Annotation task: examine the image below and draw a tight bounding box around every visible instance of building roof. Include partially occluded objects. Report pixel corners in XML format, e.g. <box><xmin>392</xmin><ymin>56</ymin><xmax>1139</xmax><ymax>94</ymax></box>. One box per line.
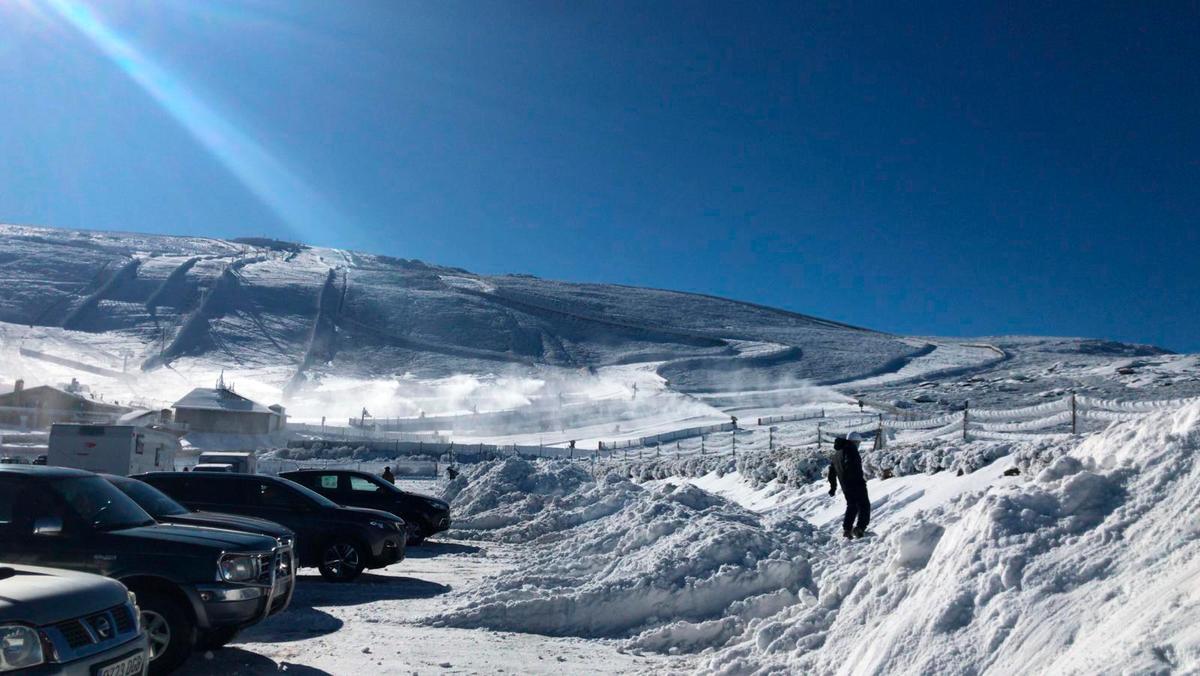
<box><xmin>0</xmin><ymin>384</ymin><xmax>128</xmax><ymax>412</ymax></box>
<box><xmin>173</xmin><ymin>388</ymin><xmax>275</xmax><ymax>415</ymax></box>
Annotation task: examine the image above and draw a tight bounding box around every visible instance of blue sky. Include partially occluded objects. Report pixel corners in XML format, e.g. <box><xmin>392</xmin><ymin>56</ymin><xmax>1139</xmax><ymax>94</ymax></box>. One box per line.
<box><xmin>1</xmin><ymin>1</ymin><xmax>1197</xmax><ymax>351</ymax></box>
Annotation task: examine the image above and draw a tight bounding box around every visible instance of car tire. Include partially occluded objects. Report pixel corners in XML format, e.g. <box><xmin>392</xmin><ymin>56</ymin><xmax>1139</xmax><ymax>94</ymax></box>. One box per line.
<box><xmin>138</xmin><ymin>590</ymin><xmax>195</xmax><ymax>676</ymax></box>
<box><xmin>318</xmin><ymin>540</ymin><xmax>366</xmax><ymax>581</ymax></box>
<box><xmin>197</xmin><ymin>626</ymin><xmax>240</xmax><ymax>650</ymax></box>
<box><xmin>406</xmin><ymin>524</ymin><xmax>426</xmax><ymax>546</ymax></box>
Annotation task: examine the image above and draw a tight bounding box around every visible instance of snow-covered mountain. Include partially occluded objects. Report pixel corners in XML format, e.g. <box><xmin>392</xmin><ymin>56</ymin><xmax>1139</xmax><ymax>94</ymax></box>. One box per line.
<box><xmin>0</xmin><ymin>223</ymin><xmax>1195</xmax><ymax>430</ymax></box>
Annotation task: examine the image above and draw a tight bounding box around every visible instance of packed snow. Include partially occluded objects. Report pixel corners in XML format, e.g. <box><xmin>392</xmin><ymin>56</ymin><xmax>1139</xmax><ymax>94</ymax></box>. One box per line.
<box><xmin>412</xmin><ymin>403</ymin><xmax>1200</xmax><ymax>675</ymax></box>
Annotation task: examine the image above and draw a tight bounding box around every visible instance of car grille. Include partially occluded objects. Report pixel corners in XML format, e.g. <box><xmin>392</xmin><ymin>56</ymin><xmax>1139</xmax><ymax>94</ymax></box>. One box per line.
<box><xmin>47</xmin><ymin>602</ymin><xmax>140</xmax><ymax>661</ymax></box>
<box><xmin>112</xmin><ymin>603</ymin><xmax>135</xmax><ymax>633</ymax></box>
<box><xmin>55</xmin><ymin>617</ymin><xmax>93</xmax><ymax>648</ymax></box>
<box><xmin>253</xmin><ymin>547</ymin><xmax>293</xmax><ymax>586</ymax></box>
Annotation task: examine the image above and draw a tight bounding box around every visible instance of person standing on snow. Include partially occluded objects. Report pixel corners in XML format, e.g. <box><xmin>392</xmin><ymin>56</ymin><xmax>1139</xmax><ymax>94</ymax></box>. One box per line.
<box><xmin>828</xmin><ymin>435</ymin><xmax>871</xmax><ymax>539</ymax></box>
<box><xmin>381</xmin><ymin>466</ymin><xmax>395</xmax><ymax>484</ymax></box>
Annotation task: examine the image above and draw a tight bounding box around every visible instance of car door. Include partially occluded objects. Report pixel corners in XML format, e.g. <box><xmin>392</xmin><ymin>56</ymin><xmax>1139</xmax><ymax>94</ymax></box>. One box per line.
<box><xmin>247</xmin><ymin>479</ymin><xmax>314</xmax><ymax>540</ymax></box>
<box><xmin>0</xmin><ymin>476</ymin><xmax>105</xmax><ymax>575</ymax></box>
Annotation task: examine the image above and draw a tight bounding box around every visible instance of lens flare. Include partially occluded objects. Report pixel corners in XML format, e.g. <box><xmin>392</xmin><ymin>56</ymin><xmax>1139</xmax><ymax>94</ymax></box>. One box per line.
<box><xmin>44</xmin><ymin>0</ymin><xmax>347</xmax><ymax>239</ymax></box>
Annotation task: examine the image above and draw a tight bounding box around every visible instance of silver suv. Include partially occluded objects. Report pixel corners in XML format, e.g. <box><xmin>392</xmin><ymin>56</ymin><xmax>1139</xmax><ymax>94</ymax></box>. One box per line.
<box><xmin>0</xmin><ymin>563</ymin><xmax>149</xmax><ymax>675</ymax></box>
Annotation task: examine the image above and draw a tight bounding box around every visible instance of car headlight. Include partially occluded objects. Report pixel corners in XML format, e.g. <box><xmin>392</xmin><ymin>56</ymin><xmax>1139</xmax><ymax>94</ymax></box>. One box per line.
<box><xmin>0</xmin><ymin>624</ymin><xmax>44</xmax><ymax>672</ymax></box>
<box><xmin>369</xmin><ymin>520</ymin><xmax>397</xmax><ymax>531</ymax></box>
<box><xmin>218</xmin><ymin>554</ymin><xmax>260</xmax><ymax>582</ymax></box>
<box><xmin>127</xmin><ymin>591</ymin><xmax>142</xmax><ymax>631</ymax></box>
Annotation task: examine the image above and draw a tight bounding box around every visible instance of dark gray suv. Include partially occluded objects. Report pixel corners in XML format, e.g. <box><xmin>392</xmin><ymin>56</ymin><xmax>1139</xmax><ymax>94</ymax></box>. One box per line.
<box><xmin>0</xmin><ymin>563</ymin><xmax>149</xmax><ymax>675</ymax></box>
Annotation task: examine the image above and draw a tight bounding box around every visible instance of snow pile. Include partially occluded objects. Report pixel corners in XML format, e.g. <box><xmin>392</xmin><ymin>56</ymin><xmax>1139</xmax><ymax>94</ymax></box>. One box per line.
<box><xmin>443</xmin><ymin>457</ymin><xmax>603</xmax><ymax>539</ymax></box>
<box><xmin>702</xmin><ymin>401</ymin><xmax>1200</xmax><ymax>674</ymax></box>
<box><xmin>431</xmin><ymin>458</ymin><xmax>819</xmax><ymax>653</ymax></box>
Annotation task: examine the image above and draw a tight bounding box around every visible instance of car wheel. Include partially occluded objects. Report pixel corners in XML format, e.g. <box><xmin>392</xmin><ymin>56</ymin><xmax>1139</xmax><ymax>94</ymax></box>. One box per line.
<box><xmin>197</xmin><ymin>626</ymin><xmax>240</xmax><ymax>650</ymax></box>
<box><xmin>319</xmin><ymin>540</ymin><xmax>366</xmax><ymax>581</ymax></box>
<box><xmin>406</xmin><ymin>524</ymin><xmax>426</xmax><ymax>546</ymax></box>
<box><xmin>138</xmin><ymin>590</ymin><xmax>195</xmax><ymax>676</ymax></box>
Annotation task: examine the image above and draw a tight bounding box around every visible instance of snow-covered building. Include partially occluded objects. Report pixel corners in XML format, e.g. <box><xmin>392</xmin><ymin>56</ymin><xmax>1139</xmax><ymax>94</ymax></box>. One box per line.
<box><xmin>0</xmin><ymin>379</ymin><xmax>129</xmax><ymax>428</ymax></box>
<box><xmin>172</xmin><ymin>387</ymin><xmax>286</xmax><ymax>435</ymax></box>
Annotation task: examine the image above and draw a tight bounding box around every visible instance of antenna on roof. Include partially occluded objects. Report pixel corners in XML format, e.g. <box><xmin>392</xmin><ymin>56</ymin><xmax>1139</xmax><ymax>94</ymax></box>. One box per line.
<box><xmin>216</xmin><ymin>370</ymin><xmax>226</xmax><ymax>391</ymax></box>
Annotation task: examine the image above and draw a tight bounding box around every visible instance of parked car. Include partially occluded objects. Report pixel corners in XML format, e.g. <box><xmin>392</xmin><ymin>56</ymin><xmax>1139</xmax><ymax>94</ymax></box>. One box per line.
<box><xmin>196</xmin><ymin>452</ymin><xmax>256</xmax><ymax>474</ymax></box>
<box><xmin>0</xmin><ymin>466</ymin><xmax>294</xmax><ymax>675</ymax></box>
<box><xmin>33</xmin><ymin>454</ymin><xmax>48</xmax><ymax>465</ymax></box>
<box><xmin>102</xmin><ymin>474</ymin><xmax>295</xmax><ymax>545</ymax></box>
<box><xmin>0</xmin><ymin>562</ymin><xmax>150</xmax><ymax>675</ymax></box>
<box><xmin>136</xmin><ymin>472</ymin><xmax>407</xmax><ymax>581</ymax></box>
<box><xmin>281</xmin><ymin>469</ymin><xmax>451</xmax><ymax>544</ymax></box>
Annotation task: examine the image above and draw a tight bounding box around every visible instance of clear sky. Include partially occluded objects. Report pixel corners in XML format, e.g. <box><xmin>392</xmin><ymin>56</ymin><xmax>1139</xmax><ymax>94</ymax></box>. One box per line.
<box><xmin>1</xmin><ymin>1</ymin><xmax>1197</xmax><ymax>351</ymax></box>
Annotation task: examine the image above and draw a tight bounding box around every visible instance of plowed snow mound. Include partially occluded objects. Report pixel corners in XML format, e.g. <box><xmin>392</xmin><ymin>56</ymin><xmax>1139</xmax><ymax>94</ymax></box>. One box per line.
<box><xmin>432</xmin><ymin>458</ymin><xmax>820</xmax><ymax>653</ymax></box>
<box><xmin>703</xmin><ymin>402</ymin><xmax>1200</xmax><ymax>675</ymax></box>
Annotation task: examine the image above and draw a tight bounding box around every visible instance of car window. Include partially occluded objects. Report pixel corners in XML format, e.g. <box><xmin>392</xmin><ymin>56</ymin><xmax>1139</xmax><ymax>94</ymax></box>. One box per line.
<box><xmin>0</xmin><ymin>477</ymin><xmax>21</xmax><ymax>526</ymax></box>
<box><xmin>111</xmin><ymin>479</ymin><xmax>189</xmax><ymax>517</ymax></box>
<box><xmin>145</xmin><ymin>476</ymin><xmax>192</xmax><ymax>501</ymax></box>
<box><xmin>256</xmin><ymin>481</ymin><xmax>307</xmax><ymax>509</ymax></box>
<box><xmin>155</xmin><ymin>476</ymin><xmax>247</xmax><ymax>505</ymax></box>
<box><xmin>318</xmin><ymin>474</ymin><xmax>339</xmax><ymax>490</ymax></box>
<box><xmin>50</xmin><ymin>477</ymin><xmax>153</xmax><ymax>531</ymax></box>
<box><xmin>349</xmin><ymin>476</ymin><xmax>381</xmax><ymax>493</ymax></box>
<box><xmin>0</xmin><ymin>481</ymin><xmax>66</xmax><ymax>535</ymax></box>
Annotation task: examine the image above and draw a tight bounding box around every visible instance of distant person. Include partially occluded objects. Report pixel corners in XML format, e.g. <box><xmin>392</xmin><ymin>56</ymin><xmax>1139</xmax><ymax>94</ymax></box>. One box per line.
<box><xmin>381</xmin><ymin>466</ymin><xmax>395</xmax><ymax>484</ymax></box>
<box><xmin>446</xmin><ymin>466</ymin><xmax>459</xmax><ymax>481</ymax></box>
<box><xmin>828</xmin><ymin>435</ymin><xmax>871</xmax><ymax>539</ymax></box>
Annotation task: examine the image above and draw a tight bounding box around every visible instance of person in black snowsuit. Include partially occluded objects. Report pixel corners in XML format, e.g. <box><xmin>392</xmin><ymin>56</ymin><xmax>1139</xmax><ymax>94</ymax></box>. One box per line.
<box><xmin>381</xmin><ymin>466</ymin><xmax>396</xmax><ymax>484</ymax></box>
<box><xmin>828</xmin><ymin>436</ymin><xmax>871</xmax><ymax>538</ymax></box>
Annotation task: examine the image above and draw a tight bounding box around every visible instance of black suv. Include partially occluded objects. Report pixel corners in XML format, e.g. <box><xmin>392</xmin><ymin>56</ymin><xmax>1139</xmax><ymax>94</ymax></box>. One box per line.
<box><xmin>0</xmin><ymin>466</ymin><xmax>294</xmax><ymax>675</ymax></box>
<box><xmin>104</xmin><ymin>474</ymin><xmax>295</xmax><ymax>545</ymax></box>
<box><xmin>136</xmin><ymin>472</ymin><xmax>407</xmax><ymax>582</ymax></box>
<box><xmin>281</xmin><ymin>469</ymin><xmax>451</xmax><ymax>544</ymax></box>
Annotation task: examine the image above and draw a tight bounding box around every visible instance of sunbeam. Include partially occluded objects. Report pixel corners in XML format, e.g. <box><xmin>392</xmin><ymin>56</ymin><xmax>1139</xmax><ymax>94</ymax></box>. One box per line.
<box><xmin>43</xmin><ymin>0</ymin><xmax>347</xmax><ymax>239</ymax></box>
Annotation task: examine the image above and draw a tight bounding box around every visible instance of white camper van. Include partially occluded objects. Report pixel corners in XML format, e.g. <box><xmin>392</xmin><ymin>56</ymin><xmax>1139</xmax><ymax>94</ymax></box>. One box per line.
<box><xmin>49</xmin><ymin>424</ymin><xmax>180</xmax><ymax>475</ymax></box>
<box><xmin>196</xmin><ymin>451</ymin><xmax>257</xmax><ymax>474</ymax></box>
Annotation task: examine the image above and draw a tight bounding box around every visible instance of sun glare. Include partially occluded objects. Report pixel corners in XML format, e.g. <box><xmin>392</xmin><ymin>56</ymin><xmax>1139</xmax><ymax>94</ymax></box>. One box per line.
<box><xmin>41</xmin><ymin>0</ymin><xmax>346</xmax><ymax>240</ymax></box>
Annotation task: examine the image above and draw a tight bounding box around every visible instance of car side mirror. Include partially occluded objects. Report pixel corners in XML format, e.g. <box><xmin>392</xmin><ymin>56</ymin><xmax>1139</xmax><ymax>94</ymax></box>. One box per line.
<box><xmin>33</xmin><ymin>516</ymin><xmax>63</xmax><ymax>536</ymax></box>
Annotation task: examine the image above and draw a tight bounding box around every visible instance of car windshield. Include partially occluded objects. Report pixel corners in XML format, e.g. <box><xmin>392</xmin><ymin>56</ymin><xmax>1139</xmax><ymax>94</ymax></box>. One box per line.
<box><xmin>50</xmin><ymin>476</ymin><xmax>155</xmax><ymax>531</ymax></box>
<box><xmin>109</xmin><ymin>478</ymin><xmax>189</xmax><ymax>517</ymax></box>
<box><xmin>278</xmin><ymin>477</ymin><xmax>340</xmax><ymax>508</ymax></box>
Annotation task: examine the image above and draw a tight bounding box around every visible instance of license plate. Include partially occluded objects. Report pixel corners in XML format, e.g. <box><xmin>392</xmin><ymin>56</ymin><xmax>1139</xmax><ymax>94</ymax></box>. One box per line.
<box><xmin>95</xmin><ymin>651</ymin><xmax>146</xmax><ymax>676</ymax></box>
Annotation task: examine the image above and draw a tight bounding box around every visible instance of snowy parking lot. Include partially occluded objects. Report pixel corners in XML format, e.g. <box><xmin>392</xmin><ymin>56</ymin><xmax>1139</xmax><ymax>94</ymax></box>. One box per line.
<box><xmin>180</xmin><ymin>540</ymin><xmax>682</xmax><ymax>675</ymax></box>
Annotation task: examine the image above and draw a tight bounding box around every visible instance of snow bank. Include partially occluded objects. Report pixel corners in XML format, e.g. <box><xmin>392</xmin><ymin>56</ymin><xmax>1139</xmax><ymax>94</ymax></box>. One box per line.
<box><xmin>429</xmin><ymin>458</ymin><xmax>819</xmax><ymax>654</ymax></box>
<box><xmin>701</xmin><ymin>401</ymin><xmax>1200</xmax><ymax>675</ymax></box>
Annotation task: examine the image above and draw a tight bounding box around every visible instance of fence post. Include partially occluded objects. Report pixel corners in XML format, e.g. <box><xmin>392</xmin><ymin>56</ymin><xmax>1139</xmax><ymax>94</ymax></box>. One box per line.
<box><xmin>1070</xmin><ymin>392</ymin><xmax>1077</xmax><ymax>435</ymax></box>
<box><xmin>768</xmin><ymin>427</ymin><xmax>774</xmax><ymax>451</ymax></box>
<box><xmin>817</xmin><ymin>422</ymin><xmax>823</xmax><ymax>448</ymax></box>
<box><xmin>962</xmin><ymin>400</ymin><xmax>969</xmax><ymax>441</ymax></box>
<box><xmin>731</xmin><ymin>431</ymin><xmax>736</xmax><ymax>457</ymax></box>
